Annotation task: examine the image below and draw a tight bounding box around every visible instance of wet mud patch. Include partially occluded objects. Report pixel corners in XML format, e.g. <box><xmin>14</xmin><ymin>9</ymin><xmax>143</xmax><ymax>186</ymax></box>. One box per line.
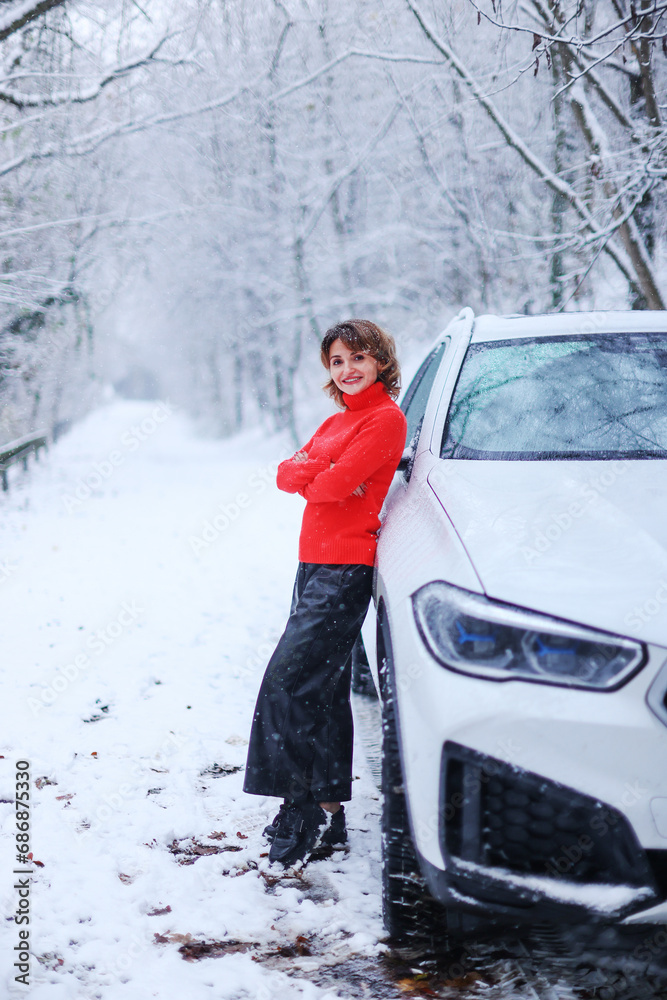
<box><xmin>249</xmin><ymin>922</ymin><xmax>667</xmax><ymax>999</ymax></box>
<box><xmin>149</xmin><ymin>903</ymin><xmax>667</xmax><ymax>998</ymax></box>
<box><xmin>154</xmin><ymin>930</ymin><xmax>319</xmax><ymax>964</ymax></box>
<box><xmin>258</xmin><ymin>856</ymin><xmax>345</xmax><ymax>901</ymax></box>
<box><xmin>362</xmin><ymin>923</ymin><xmax>667</xmax><ymax>1000</ymax></box>
<box><xmin>296</xmin><ymin>868</ymin><xmax>342</xmax><ymax>903</ymax></box>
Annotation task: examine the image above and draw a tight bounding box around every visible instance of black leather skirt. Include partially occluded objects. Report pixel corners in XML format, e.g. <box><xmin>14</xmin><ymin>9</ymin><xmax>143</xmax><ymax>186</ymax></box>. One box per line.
<box><xmin>243</xmin><ymin>562</ymin><xmax>373</xmax><ymax>803</ymax></box>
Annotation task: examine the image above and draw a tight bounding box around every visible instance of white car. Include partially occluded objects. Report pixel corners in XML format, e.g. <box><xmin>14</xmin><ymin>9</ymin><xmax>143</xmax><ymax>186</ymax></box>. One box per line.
<box><xmin>361</xmin><ymin>308</ymin><xmax>667</xmax><ymax>946</ymax></box>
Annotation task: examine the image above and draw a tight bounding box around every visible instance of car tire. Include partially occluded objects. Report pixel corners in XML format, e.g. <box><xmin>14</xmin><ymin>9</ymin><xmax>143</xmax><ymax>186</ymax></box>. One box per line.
<box><xmin>350</xmin><ymin>634</ymin><xmax>375</xmax><ymax>696</ymax></box>
<box><xmin>380</xmin><ymin>620</ymin><xmax>448</xmax><ymax>953</ymax></box>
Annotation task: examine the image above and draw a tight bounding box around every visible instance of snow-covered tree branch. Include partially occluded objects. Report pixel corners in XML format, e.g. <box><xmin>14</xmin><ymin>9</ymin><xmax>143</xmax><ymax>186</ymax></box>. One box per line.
<box><xmin>1</xmin><ymin>0</ymin><xmax>666</xmax><ymax>446</ymax></box>
<box><xmin>458</xmin><ymin>0</ymin><xmax>666</xmax><ymax>307</ymax></box>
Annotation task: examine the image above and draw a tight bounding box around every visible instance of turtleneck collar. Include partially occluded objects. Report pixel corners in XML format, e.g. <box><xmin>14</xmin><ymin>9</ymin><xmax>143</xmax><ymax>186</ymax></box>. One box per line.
<box><xmin>343</xmin><ymin>379</ymin><xmax>388</xmax><ymax>411</ymax></box>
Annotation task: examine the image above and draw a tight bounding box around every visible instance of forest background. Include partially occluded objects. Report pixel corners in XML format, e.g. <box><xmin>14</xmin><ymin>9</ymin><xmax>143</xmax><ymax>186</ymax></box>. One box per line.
<box><xmin>0</xmin><ymin>0</ymin><xmax>665</xmax><ymax>447</ymax></box>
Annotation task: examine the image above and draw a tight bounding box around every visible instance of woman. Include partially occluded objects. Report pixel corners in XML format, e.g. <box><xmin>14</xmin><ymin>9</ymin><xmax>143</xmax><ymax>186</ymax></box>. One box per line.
<box><xmin>243</xmin><ymin>319</ymin><xmax>407</xmax><ymax>867</ymax></box>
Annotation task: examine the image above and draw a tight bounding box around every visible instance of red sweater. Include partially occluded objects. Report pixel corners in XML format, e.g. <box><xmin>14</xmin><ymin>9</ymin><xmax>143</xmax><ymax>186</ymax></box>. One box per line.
<box><xmin>276</xmin><ymin>381</ymin><xmax>407</xmax><ymax>566</ymax></box>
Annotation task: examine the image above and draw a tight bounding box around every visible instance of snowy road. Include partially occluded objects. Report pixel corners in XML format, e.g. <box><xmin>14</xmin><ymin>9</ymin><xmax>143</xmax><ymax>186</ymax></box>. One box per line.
<box><xmin>2</xmin><ymin>401</ymin><xmax>667</xmax><ymax>999</ymax></box>
<box><xmin>0</xmin><ymin>401</ymin><xmax>385</xmax><ymax>999</ymax></box>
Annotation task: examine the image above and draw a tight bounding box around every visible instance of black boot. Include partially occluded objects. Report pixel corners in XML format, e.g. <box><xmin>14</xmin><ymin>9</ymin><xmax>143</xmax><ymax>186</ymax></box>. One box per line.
<box><xmin>262</xmin><ymin>801</ymin><xmax>288</xmax><ymax>842</ymax></box>
<box><xmin>320</xmin><ymin>805</ymin><xmax>347</xmax><ymax>846</ymax></box>
<box><xmin>265</xmin><ymin>802</ymin><xmax>347</xmax><ymax>846</ymax></box>
<box><xmin>268</xmin><ymin>799</ymin><xmax>329</xmax><ymax>867</ymax></box>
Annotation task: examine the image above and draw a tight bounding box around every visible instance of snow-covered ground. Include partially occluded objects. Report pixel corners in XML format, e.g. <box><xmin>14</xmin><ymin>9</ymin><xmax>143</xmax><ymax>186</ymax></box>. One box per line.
<box><xmin>0</xmin><ymin>400</ymin><xmax>386</xmax><ymax>999</ymax></box>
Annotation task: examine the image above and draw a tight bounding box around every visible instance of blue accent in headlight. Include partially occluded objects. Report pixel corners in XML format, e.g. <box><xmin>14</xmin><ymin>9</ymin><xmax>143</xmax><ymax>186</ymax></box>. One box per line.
<box><xmin>534</xmin><ymin>637</ymin><xmax>577</xmax><ymax>658</ymax></box>
<box><xmin>455</xmin><ymin>620</ymin><xmax>495</xmax><ymax>646</ymax></box>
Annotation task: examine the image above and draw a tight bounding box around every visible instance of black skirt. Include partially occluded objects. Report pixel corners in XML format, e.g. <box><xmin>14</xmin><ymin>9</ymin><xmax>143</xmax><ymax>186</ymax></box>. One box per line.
<box><xmin>243</xmin><ymin>562</ymin><xmax>373</xmax><ymax>802</ymax></box>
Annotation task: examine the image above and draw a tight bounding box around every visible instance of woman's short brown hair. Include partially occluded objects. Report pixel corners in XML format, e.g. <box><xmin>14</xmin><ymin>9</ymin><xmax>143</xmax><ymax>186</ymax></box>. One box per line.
<box><xmin>320</xmin><ymin>319</ymin><xmax>401</xmax><ymax>408</ymax></box>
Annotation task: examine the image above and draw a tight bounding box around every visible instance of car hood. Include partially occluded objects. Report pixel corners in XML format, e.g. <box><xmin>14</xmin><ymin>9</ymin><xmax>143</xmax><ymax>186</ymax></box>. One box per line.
<box><xmin>427</xmin><ymin>460</ymin><xmax>667</xmax><ymax>646</ymax></box>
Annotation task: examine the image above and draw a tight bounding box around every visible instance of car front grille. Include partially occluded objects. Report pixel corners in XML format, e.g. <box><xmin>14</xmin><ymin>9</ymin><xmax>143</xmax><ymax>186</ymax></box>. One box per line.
<box><xmin>442</xmin><ymin>743</ymin><xmax>656</xmax><ymax>889</ymax></box>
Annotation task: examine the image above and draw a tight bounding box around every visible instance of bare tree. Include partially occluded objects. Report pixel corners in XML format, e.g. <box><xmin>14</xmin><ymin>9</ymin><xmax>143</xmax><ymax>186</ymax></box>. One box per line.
<box><xmin>4</xmin><ymin>0</ymin><xmax>665</xmax><ymax>447</ymax></box>
<box><xmin>413</xmin><ymin>0</ymin><xmax>667</xmax><ymax>308</ymax></box>
<box><xmin>0</xmin><ymin>0</ymin><xmax>195</xmax><ymax>438</ymax></box>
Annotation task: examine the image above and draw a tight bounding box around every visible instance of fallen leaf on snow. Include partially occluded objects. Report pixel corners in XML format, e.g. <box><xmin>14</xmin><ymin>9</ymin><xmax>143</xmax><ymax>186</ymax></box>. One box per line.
<box><xmin>276</xmin><ymin>935</ymin><xmax>312</xmax><ymax>958</ymax></box>
<box><xmin>442</xmin><ymin>971</ymin><xmax>481</xmax><ymax>989</ymax></box>
<box><xmin>167</xmin><ymin>838</ymin><xmax>242</xmax><ymax>864</ymax></box>
<box><xmin>154</xmin><ymin>931</ymin><xmax>193</xmax><ymax>945</ymax></box>
<box><xmin>180</xmin><ymin>938</ymin><xmax>257</xmax><ymax>961</ymax></box>
<box><xmin>396</xmin><ymin>979</ymin><xmax>438</xmax><ymax>996</ymax></box>
<box><xmin>36</xmin><ymin>952</ymin><xmax>64</xmax><ymax>970</ymax></box>
<box><xmin>259</xmin><ymin>869</ymin><xmax>304</xmax><ymax>888</ymax></box>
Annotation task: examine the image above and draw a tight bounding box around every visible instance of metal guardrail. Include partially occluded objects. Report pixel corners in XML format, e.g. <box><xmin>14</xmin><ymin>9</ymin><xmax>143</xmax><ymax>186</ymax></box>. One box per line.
<box><xmin>0</xmin><ymin>430</ymin><xmax>49</xmax><ymax>491</ymax></box>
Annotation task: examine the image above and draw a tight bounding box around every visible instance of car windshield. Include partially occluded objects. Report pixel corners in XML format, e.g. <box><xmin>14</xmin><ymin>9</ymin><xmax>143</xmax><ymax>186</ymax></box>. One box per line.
<box><xmin>441</xmin><ymin>333</ymin><xmax>667</xmax><ymax>460</ymax></box>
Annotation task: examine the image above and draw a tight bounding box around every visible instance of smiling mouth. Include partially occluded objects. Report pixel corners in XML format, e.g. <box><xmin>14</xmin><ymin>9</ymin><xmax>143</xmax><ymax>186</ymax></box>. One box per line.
<box><xmin>342</xmin><ymin>376</ymin><xmax>362</xmax><ymax>383</ymax></box>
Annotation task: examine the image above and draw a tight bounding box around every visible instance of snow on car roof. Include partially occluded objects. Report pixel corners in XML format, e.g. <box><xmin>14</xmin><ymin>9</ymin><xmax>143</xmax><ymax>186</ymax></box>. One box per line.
<box><xmin>470</xmin><ymin>310</ymin><xmax>667</xmax><ymax>343</ymax></box>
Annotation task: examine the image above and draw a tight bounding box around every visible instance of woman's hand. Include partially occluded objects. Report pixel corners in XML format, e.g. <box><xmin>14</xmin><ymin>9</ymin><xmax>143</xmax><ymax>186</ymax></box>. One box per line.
<box><xmin>293</xmin><ymin>450</ymin><xmax>309</xmax><ymax>463</ymax></box>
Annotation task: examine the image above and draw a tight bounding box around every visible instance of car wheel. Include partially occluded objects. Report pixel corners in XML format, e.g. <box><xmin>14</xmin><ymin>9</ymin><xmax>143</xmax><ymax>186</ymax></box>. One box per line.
<box><xmin>351</xmin><ymin>634</ymin><xmax>375</xmax><ymax>696</ymax></box>
<box><xmin>380</xmin><ymin>620</ymin><xmax>448</xmax><ymax>953</ymax></box>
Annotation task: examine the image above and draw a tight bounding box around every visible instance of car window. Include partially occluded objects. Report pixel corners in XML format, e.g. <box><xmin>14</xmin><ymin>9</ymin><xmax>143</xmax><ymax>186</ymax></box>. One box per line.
<box><xmin>441</xmin><ymin>333</ymin><xmax>667</xmax><ymax>460</ymax></box>
<box><xmin>401</xmin><ymin>339</ymin><xmax>448</xmax><ymax>451</ymax></box>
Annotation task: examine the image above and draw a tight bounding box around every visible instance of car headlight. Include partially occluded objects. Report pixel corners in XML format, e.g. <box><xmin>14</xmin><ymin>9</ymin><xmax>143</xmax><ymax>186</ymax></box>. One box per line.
<box><xmin>412</xmin><ymin>581</ymin><xmax>645</xmax><ymax>690</ymax></box>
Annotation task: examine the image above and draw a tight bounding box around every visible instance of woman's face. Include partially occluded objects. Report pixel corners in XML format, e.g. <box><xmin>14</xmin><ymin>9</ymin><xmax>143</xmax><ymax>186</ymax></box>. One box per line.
<box><xmin>328</xmin><ymin>338</ymin><xmax>379</xmax><ymax>396</ymax></box>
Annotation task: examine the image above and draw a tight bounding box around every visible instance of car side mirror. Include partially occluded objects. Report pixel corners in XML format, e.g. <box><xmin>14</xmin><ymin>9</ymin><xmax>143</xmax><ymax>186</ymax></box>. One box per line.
<box><xmin>399</xmin><ymin>417</ymin><xmax>423</xmax><ymax>479</ymax></box>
